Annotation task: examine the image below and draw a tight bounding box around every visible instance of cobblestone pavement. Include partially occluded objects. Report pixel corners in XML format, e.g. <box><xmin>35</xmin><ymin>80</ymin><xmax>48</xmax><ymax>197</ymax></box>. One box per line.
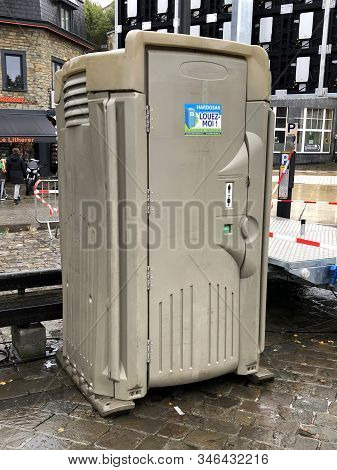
<box><xmin>0</xmin><ymin>194</ymin><xmax>38</xmax><ymax>230</ymax></box>
<box><xmin>1</xmin><ymin>166</ymin><xmax>337</xmax><ymax>450</ymax></box>
<box><xmin>0</xmin><ymin>168</ymin><xmax>336</xmax><ymax>274</ymax></box>
<box><xmin>0</xmin><ymin>228</ymin><xmax>61</xmax><ymax>343</ymax></box>
<box><xmin>1</xmin><ymin>168</ymin><xmax>337</xmax><ymax>231</ymax></box>
<box><xmin>0</xmin><ymin>229</ymin><xmax>60</xmax><ymax>273</ymax></box>
<box><xmin>0</xmin><ymin>279</ymin><xmax>337</xmax><ymax>450</ymax></box>
<box><xmin>0</xmin><ymin>181</ymin><xmax>58</xmax><ymax>231</ymax></box>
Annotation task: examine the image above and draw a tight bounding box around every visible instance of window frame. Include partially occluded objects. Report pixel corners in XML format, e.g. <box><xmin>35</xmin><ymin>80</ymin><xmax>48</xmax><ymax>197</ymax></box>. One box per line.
<box><xmin>1</xmin><ymin>50</ymin><xmax>27</xmax><ymax>92</ymax></box>
<box><xmin>273</xmin><ymin>106</ymin><xmax>288</xmax><ymax>153</ymax></box>
<box><xmin>272</xmin><ymin>106</ymin><xmax>334</xmax><ymax>154</ymax></box>
<box><xmin>60</xmin><ymin>4</ymin><xmax>72</xmax><ymax>31</ymax></box>
<box><xmin>51</xmin><ymin>57</ymin><xmax>65</xmax><ymax>90</ymax></box>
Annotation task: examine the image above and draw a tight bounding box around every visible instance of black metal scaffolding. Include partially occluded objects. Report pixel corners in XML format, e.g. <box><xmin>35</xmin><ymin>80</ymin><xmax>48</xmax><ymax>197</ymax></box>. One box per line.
<box><xmin>115</xmin><ymin>0</ymin><xmax>337</xmax><ymax>97</ymax></box>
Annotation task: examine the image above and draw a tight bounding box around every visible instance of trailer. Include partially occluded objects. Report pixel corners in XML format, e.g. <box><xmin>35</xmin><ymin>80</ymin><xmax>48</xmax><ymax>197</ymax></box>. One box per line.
<box><xmin>268</xmin><ymin>216</ymin><xmax>337</xmax><ymax>287</ymax></box>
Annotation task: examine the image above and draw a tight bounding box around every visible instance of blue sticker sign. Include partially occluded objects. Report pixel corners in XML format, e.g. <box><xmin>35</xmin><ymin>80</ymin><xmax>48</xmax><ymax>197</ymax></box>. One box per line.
<box><xmin>184</xmin><ymin>104</ymin><xmax>222</xmax><ymax>136</ymax></box>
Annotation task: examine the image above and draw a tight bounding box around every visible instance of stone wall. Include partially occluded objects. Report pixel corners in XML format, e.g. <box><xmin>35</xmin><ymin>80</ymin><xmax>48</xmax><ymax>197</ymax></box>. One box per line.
<box><xmin>0</xmin><ymin>24</ymin><xmax>85</xmax><ymax>110</ymax></box>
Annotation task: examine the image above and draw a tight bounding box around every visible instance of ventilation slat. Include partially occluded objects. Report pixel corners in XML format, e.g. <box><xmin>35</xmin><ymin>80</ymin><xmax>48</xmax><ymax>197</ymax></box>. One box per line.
<box><xmin>65</xmin><ymin>106</ymin><xmax>90</xmax><ymax>119</ymax></box>
<box><xmin>64</xmin><ymin>97</ymin><xmax>89</xmax><ymax>110</ymax></box>
<box><xmin>64</xmin><ymin>86</ymin><xmax>87</xmax><ymax>100</ymax></box>
<box><xmin>64</xmin><ymin>72</ymin><xmax>89</xmax><ymax>127</ymax></box>
<box><xmin>64</xmin><ymin>72</ymin><xmax>86</xmax><ymax>90</ymax></box>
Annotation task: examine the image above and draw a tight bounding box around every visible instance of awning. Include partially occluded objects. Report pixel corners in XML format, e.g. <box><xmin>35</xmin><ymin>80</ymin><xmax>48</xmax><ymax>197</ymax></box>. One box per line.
<box><xmin>0</xmin><ymin>112</ymin><xmax>57</xmax><ymax>144</ymax></box>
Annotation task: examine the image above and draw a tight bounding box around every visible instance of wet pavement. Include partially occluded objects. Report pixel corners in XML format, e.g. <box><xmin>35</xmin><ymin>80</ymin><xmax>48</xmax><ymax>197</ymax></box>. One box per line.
<box><xmin>0</xmin><ymin>279</ymin><xmax>337</xmax><ymax>450</ymax></box>
<box><xmin>0</xmin><ymin>228</ymin><xmax>61</xmax><ymax>345</ymax></box>
<box><xmin>271</xmin><ymin>169</ymin><xmax>337</xmax><ymax>225</ymax></box>
<box><xmin>272</xmin><ymin>174</ymin><xmax>337</xmax><ymax>185</ymax></box>
<box><xmin>0</xmin><ymin>165</ymin><xmax>337</xmax><ymax>450</ymax></box>
<box><xmin>0</xmin><ymin>192</ymin><xmax>38</xmax><ymax>231</ymax></box>
<box><xmin>0</xmin><ymin>230</ymin><xmax>60</xmax><ymax>274</ymax></box>
<box><xmin>0</xmin><ymin>182</ymin><xmax>58</xmax><ymax>232</ymax></box>
<box><xmin>1</xmin><ymin>168</ymin><xmax>337</xmax><ymax>229</ymax></box>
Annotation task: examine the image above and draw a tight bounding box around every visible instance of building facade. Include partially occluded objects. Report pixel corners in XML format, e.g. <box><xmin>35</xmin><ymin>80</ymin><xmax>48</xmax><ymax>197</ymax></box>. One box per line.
<box><xmin>115</xmin><ymin>0</ymin><xmax>337</xmax><ymax>164</ymax></box>
<box><xmin>0</xmin><ymin>0</ymin><xmax>93</xmax><ymax>175</ymax></box>
<box><xmin>252</xmin><ymin>0</ymin><xmax>337</xmax><ymax>164</ymax></box>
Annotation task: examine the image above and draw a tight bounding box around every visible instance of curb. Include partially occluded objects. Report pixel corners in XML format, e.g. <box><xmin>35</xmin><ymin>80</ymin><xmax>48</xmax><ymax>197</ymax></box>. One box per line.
<box><xmin>0</xmin><ymin>224</ymin><xmax>32</xmax><ymax>233</ymax></box>
<box><xmin>0</xmin><ymin>224</ymin><xmax>55</xmax><ymax>234</ymax></box>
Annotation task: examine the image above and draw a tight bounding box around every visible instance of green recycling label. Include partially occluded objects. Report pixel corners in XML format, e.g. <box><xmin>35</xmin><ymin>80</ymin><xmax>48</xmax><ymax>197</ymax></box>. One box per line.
<box><xmin>184</xmin><ymin>103</ymin><xmax>222</xmax><ymax>136</ymax></box>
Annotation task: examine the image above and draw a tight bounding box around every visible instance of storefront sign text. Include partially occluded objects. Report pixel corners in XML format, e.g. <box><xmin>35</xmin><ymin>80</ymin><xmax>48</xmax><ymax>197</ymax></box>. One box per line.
<box><xmin>0</xmin><ymin>96</ymin><xmax>25</xmax><ymax>103</ymax></box>
<box><xmin>0</xmin><ymin>137</ymin><xmax>35</xmax><ymax>143</ymax></box>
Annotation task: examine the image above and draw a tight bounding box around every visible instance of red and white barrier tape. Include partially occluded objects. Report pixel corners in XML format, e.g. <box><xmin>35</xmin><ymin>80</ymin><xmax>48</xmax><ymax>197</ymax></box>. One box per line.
<box><xmin>272</xmin><ymin>199</ymin><xmax>337</xmax><ymax>206</ymax></box>
<box><xmin>34</xmin><ymin>189</ymin><xmax>58</xmax><ymax>195</ymax></box>
<box><xmin>34</xmin><ymin>179</ymin><xmax>59</xmax><ymax>216</ymax></box>
<box><xmin>269</xmin><ymin>231</ymin><xmax>337</xmax><ymax>251</ymax></box>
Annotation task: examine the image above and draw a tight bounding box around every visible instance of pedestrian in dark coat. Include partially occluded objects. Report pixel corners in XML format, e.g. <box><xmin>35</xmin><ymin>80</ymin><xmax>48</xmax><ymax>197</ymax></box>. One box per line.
<box><xmin>6</xmin><ymin>148</ymin><xmax>27</xmax><ymax>204</ymax></box>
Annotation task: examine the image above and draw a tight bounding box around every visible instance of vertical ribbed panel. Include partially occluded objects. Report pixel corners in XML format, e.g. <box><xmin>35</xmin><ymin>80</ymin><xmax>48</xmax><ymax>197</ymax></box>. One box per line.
<box><xmin>208</xmin><ymin>283</ymin><xmax>212</xmax><ymax>365</ymax></box>
<box><xmin>190</xmin><ymin>285</ymin><xmax>194</xmax><ymax>369</ymax></box>
<box><xmin>179</xmin><ymin>289</ymin><xmax>184</xmax><ymax>371</ymax></box>
<box><xmin>231</xmin><ymin>291</ymin><xmax>234</xmax><ymax>359</ymax></box>
<box><xmin>65</xmin><ymin>238</ymin><xmax>99</xmax><ymax>374</ymax></box>
<box><xmin>159</xmin><ymin>301</ymin><xmax>163</xmax><ymax>372</ymax></box>
<box><xmin>153</xmin><ymin>282</ymin><xmax>236</xmax><ymax>376</ymax></box>
<box><xmin>224</xmin><ymin>286</ymin><xmax>227</xmax><ymax>361</ymax></box>
<box><xmin>216</xmin><ymin>283</ymin><xmax>220</xmax><ymax>364</ymax></box>
<box><xmin>169</xmin><ymin>293</ymin><xmax>173</xmax><ymax>372</ymax></box>
<box><xmin>62</xmin><ymin>71</ymin><xmax>100</xmax><ymax>378</ymax></box>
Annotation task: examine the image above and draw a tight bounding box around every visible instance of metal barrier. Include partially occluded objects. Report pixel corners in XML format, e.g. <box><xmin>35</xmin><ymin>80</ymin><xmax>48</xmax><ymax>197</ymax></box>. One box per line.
<box><xmin>0</xmin><ymin>269</ymin><xmax>62</xmax><ymax>293</ymax></box>
<box><xmin>0</xmin><ymin>269</ymin><xmax>62</xmax><ymax>328</ymax></box>
<box><xmin>34</xmin><ymin>179</ymin><xmax>59</xmax><ymax>239</ymax></box>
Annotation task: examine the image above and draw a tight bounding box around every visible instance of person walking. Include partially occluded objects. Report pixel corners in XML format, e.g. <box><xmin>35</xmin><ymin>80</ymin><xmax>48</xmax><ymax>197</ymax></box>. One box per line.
<box><xmin>6</xmin><ymin>148</ymin><xmax>27</xmax><ymax>205</ymax></box>
<box><xmin>0</xmin><ymin>156</ymin><xmax>7</xmax><ymax>201</ymax></box>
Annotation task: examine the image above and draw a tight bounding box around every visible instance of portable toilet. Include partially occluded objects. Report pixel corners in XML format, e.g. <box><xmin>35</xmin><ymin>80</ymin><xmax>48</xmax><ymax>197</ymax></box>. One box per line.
<box><xmin>55</xmin><ymin>31</ymin><xmax>275</xmax><ymax>417</ymax></box>
<box><xmin>185</xmin><ymin>106</ymin><xmax>197</xmax><ymax>129</ymax></box>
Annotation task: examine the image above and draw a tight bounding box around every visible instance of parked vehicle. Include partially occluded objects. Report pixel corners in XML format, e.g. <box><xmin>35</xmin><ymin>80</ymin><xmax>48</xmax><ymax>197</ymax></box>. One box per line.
<box><xmin>25</xmin><ymin>159</ymin><xmax>43</xmax><ymax>196</ymax></box>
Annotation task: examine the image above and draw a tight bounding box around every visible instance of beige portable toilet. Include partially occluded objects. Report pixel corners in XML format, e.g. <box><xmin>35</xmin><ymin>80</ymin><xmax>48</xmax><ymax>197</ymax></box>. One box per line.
<box><xmin>55</xmin><ymin>31</ymin><xmax>274</xmax><ymax>417</ymax></box>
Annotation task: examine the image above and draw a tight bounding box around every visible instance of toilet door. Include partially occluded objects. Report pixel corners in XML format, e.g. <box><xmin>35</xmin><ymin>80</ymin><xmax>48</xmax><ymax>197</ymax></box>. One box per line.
<box><xmin>147</xmin><ymin>48</ymin><xmax>248</xmax><ymax>387</ymax></box>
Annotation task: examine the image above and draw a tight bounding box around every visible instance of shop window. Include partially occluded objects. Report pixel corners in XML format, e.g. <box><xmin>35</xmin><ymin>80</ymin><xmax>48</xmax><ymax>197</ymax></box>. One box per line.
<box><xmin>1</xmin><ymin>51</ymin><xmax>27</xmax><ymax>91</ymax></box>
<box><xmin>292</xmin><ymin>108</ymin><xmax>305</xmax><ymax>130</ymax></box>
<box><xmin>274</xmin><ymin>130</ymin><xmax>286</xmax><ymax>152</ymax></box>
<box><xmin>273</xmin><ymin>107</ymin><xmax>288</xmax><ymax>152</ymax></box>
<box><xmin>304</xmin><ymin>131</ymin><xmax>321</xmax><ymax>152</ymax></box>
<box><xmin>273</xmin><ymin>107</ymin><xmax>334</xmax><ymax>154</ymax></box>
<box><xmin>61</xmin><ymin>5</ymin><xmax>72</xmax><ymax>31</ymax></box>
<box><xmin>306</xmin><ymin>108</ymin><xmax>324</xmax><ymax>130</ymax></box>
<box><xmin>323</xmin><ymin>132</ymin><xmax>332</xmax><ymax>153</ymax></box>
<box><xmin>302</xmin><ymin>108</ymin><xmax>333</xmax><ymax>153</ymax></box>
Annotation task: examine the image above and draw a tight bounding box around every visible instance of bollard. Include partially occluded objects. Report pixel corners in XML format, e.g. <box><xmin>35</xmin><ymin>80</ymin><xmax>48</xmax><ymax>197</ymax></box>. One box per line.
<box><xmin>277</xmin><ymin>151</ymin><xmax>296</xmax><ymax>219</ymax></box>
<box><xmin>300</xmin><ymin>219</ymin><xmax>306</xmax><ymax>237</ymax></box>
<box><xmin>277</xmin><ymin>121</ymin><xmax>298</xmax><ymax>219</ymax></box>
